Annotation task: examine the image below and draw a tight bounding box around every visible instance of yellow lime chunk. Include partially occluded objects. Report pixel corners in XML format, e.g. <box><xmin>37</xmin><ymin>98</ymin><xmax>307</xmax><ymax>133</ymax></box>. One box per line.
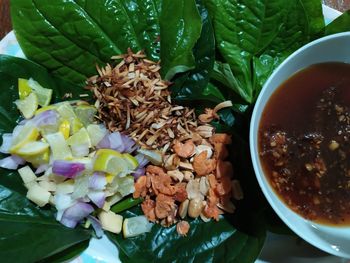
<box><xmin>66</xmin><ymin>127</ymin><xmax>91</xmax><ymax>147</ymax></box>
<box><xmin>122</xmin><ymin>216</ymin><xmax>153</xmax><ymax>238</ymax></box>
<box><xmin>45</xmin><ymin>132</ymin><xmax>72</xmax><ymax>160</ymax></box>
<box><xmin>10</xmin><ymin>124</ymin><xmax>39</xmax><ymax>153</ymax></box>
<box><xmin>35</xmin><ymin>105</ymin><xmax>57</xmax><ymax>115</ymax></box>
<box><xmin>74</xmin><ymin>105</ymin><xmax>97</xmax><ymax>126</ymax></box>
<box><xmin>27</xmin><ymin>78</ymin><xmax>53</xmax><ymax>106</ymax></box>
<box><xmin>18</xmin><ymin>78</ymin><xmax>32</xmax><ymax>99</ymax></box>
<box><xmin>105</xmin><ymin>173</ymin><xmax>114</xmax><ymax>183</ymax></box>
<box><xmin>56</xmin><ymin>102</ymin><xmax>84</xmax><ymax>135</ymax></box>
<box><xmin>123</xmin><ymin>153</ymin><xmax>138</xmax><ymax>170</ymax></box>
<box><xmin>87</xmin><ymin>124</ymin><xmax>108</xmax><ymax>147</ymax></box>
<box><xmin>25</xmin><ymin>148</ymin><xmax>50</xmax><ymax>166</ymax></box>
<box><xmin>59</xmin><ymin>120</ymin><xmax>70</xmax><ymax>139</ymax></box>
<box><xmin>15</xmin><ymin>92</ymin><xmax>38</xmax><ymax>119</ymax></box>
<box><xmin>15</xmin><ymin>141</ymin><xmax>49</xmax><ymax>156</ymax></box>
<box><xmin>94</xmin><ymin>149</ymin><xmax>128</xmax><ymax>175</ymax></box>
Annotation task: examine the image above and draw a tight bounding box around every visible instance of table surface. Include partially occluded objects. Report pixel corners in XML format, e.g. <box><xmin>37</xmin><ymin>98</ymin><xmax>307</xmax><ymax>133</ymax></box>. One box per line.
<box><xmin>0</xmin><ymin>0</ymin><xmax>350</xmax><ymax>39</ymax></box>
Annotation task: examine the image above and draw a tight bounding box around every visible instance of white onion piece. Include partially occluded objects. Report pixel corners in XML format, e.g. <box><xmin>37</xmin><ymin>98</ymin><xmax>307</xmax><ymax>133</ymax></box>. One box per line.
<box><xmin>89</xmin><ymin>172</ymin><xmax>107</xmax><ymax>190</ymax></box>
<box><xmin>52</xmin><ymin>160</ymin><xmax>85</xmax><ymax>178</ymax></box>
<box><xmin>54</xmin><ymin>194</ymin><xmax>76</xmax><ymax>221</ymax></box>
<box><xmin>31</xmin><ymin>110</ymin><xmax>58</xmax><ymax>127</ymax></box>
<box><xmin>71</xmin><ymin>144</ymin><xmax>90</xmax><ymax>157</ymax></box>
<box><xmin>88</xmin><ymin>190</ymin><xmax>105</xmax><ymax>208</ymax></box>
<box><xmin>60</xmin><ymin>202</ymin><xmax>94</xmax><ymax>228</ymax></box>
<box><xmin>0</xmin><ymin>155</ymin><xmax>25</xmax><ymax>170</ymax></box>
<box><xmin>72</xmin><ymin>175</ymin><xmax>90</xmax><ymax>199</ymax></box>
<box><xmin>0</xmin><ymin>133</ymin><xmax>13</xmax><ymax>154</ymax></box>
<box><xmin>87</xmin><ymin>215</ymin><xmax>103</xmax><ymax>238</ymax></box>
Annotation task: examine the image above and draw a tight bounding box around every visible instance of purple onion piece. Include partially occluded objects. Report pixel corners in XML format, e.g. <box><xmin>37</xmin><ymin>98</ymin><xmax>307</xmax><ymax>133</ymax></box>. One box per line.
<box><xmin>87</xmin><ymin>215</ymin><xmax>103</xmax><ymax>238</ymax></box>
<box><xmin>60</xmin><ymin>202</ymin><xmax>94</xmax><ymax>228</ymax></box>
<box><xmin>71</xmin><ymin>144</ymin><xmax>90</xmax><ymax>158</ymax></box>
<box><xmin>120</xmin><ymin>134</ymin><xmax>136</xmax><ymax>153</ymax></box>
<box><xmin>132</xmin><ymin>167</ymin><xmax>145</xmax><ymax>180</ymax></box>
<box><xmin>52</xmin><ymin>160</ymin><xmax>85</xmax><ymax>178</ymax></box>
<box><xmin>89</xmin><ymin>172</ymin><xmax>107</xmax><ymax>190</ymax></box>
<box><xmin>96</xmin><ymin>133</ymin><xmax>111</xmax><ymax>149</ymax></box>
<box><xmin>135</xmin><ymin>153</ymin><xmax>149</xmax><ymax>168</ymax></box>
<box><xmin>88</xmin><ymin>191</ymin><xmax>105</xmax><ymax>208</ymax></box>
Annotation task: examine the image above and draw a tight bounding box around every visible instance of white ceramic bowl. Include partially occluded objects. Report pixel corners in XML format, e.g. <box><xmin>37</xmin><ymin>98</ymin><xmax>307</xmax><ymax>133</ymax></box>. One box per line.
<box><xmin>250</xmin><ymin>32</ymin><xmax>350</xmax><ymax>258</ymax></box>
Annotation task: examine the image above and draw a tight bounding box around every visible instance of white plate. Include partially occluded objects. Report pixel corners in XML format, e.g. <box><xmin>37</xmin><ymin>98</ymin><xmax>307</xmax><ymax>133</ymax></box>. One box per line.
<box><xmin>0</xmin><ymin>5</ymin><xmax>345</xmax><ymax>263</ymax></box>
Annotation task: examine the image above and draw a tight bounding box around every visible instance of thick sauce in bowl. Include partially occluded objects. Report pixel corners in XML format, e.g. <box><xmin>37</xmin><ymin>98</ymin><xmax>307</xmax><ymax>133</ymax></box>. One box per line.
<box><xmin>259</xmin><ymin>62</ymin><xmax>350</xmax><ymax>226</ymax></box>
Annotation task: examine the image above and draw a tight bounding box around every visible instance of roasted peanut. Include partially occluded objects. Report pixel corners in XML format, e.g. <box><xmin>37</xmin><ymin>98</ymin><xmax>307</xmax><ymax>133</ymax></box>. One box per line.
<box><xmin>178</xmin><ymin>199</ymin><xmax>189</xmax><ymax>219</ymax></box>
<box><xmin>188</xmin><ymin>198</ymin><xmax>204</xmax><ymax>218</ymax></box>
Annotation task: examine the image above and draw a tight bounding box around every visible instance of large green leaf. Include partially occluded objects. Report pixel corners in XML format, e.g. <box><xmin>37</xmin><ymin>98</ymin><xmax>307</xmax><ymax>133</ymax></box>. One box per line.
<box><xmin>170</xmin><ymin>0</ymin><xmax>222</xmax><ymax>104</ymax></box>
<box><xmin>325</xmin><ymin>10</ymin><xmax>350</xmax><ymax>35</ymax></box>
<box><xmin>107</xmin><ymin>206</ymin><xmax>265</xmax><ymax>263</ymax></box>
<box><xmin>160</xmin><ymin>0</ymin><xmax>202</xmax><ymax>80</ymax></box>
<box><xmin>11</xmin><ymin>0</ymin><xmax>201</xmax><ymax>83</ymax></box>
<box><xmin>0</xmin><ymin>55</ymin><xmax>92</xmax><ymax>263</ymax></box>
<box><xmin>204</xmin><ymin>0</ymin><xmax>325</xmax><ymax>103</ymax></box>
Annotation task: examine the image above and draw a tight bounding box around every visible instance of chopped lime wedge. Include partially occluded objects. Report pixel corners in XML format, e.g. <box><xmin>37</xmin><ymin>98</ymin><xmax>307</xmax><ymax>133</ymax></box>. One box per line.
<box><xmin>15</xmin><ymin>141</ymin><xmax>49</xmax><ymax>156</ymax></box>
<box><xmin>15</xmin><ymin>92</ymin><xmax>38</xmax><ymax>119</ymax></box>
<box><xmin>18</xmin><ymin>78</ymin><xmax>32</xmax><ymax>99</ymax></box>
<box><xmin>111</xmin><ymin>175</ymin><xmax>135</xmax><ymax>196</ymax></box>
<box><xmin>10</xmin><ymin>124</ymin><xmax>39</xmax><ymax>153</ymax></box>
<box><xmin>66</xmin><ymin>127</ymin><xmax>91</xmax><ymax>148</ymax></box>
<box><xmin>27</xmin><ymin>78</ymin><xmax>53</xmax><ymax>106</ymax></box>
<box><xmin>87</xmin><ymin>124</ymin><xmax>108</xmax><ymax>146</ymax></box>
<box><xmin>45</xmin><ymin>132</ymin><xmax>72</xmax><ymax>160</ymax></box>
<box><xmin>94</xmin><ymin>149</ymin><xmax>128</xmax><ymax>175</ymax></box>
<box><xmin>122</xmin><ymin>216</ymin><xmax>153</xmax><ymax>238</ymax></box>
<box><xmin>74</xmin><ymin>105</ymin><xmax>97</xmax><ymax>126</ymax></box>
<box><xmin>123</xmin><ymin>153</ymin><xmax>138</xmax><ymax>170</ymax></box>
<box><xmin>35</xmin><ymin>105</ymin><xmax>57</xmax><ymax>115</ymax></box>
<box><xmin>25</xmin><ymin>148</ymin><xmax>50</xmax><ymax>166</ymax></box>
<box><xmin>59</xmin><ymin>120</ymin><xmax>70</xmax><ymax>139</ymax></box>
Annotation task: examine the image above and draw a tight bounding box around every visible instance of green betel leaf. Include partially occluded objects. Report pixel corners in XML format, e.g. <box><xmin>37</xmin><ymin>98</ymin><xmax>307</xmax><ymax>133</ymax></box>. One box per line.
<box><xmin>160</xmin><ymin>0</ymin><xmax>202</xmax><ymax>80</ymax></box>
<box><xmin>204</xmin><ymin>0</ymin><xmax>325</xmax><ymax>103</ymax></box>
<box><xmin>0</xmin><ymin>55</ymin><xmax>91</xmax><ymax>263</ymax></box>
<box><xmin>11</xmin><ymin>0</ymin><xmax>201</xmax><ymax>83</ymax></box>
<box><xmin>106</xmin><ymin>206</ymin><xmax>265</xmax><ymax>263</ymax></box>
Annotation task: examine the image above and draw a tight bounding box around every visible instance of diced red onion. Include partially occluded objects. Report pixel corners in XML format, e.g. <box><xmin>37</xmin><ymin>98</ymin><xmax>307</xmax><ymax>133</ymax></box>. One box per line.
<box><xmin>97</xmin><ymin>132</ymin><xmax>136</xmax><ymax>153</ymax></box>
<box><xmin>52</xmin><ymin>160</ymin><xmax>85</xmax><ymax>178</ymax></box>
<box><xmin>135</xmin><ymin>153</ymin><xmax>149</xmax><ymax>168</ymax></box>
<box><xmin>71</xmin><ymin>144</ymin><xmax>90</xmax><ymax>157</ymax></box>
<box><xmin>60</xmin><ymin>202</ymin><xmax>94</xmax><ymax>228</ymax></box>
<box><xmin>0</xmin><ymin>155</ymin><xmax>25</xmax><ymax>170</ymax></box>
<box><xmin>120</xmin><ymin>134</ymin><xmax>136</xmax><ymax>153</ymax></box>
<box><xmin>88</xmin><ymin>190</ymin><xmax>105</xmax><ymax>208</ymax></box>
<box><xmin>89</xmin><ymin>172</ymin><xmax>107</xmax><ymax>190</ymax></box>
<box><xmin>55</xmin><ymin>194</ymin><xmax>75</xmax><ymax>221</ymax></box>
<box><xmin>0</xmin><ymin>133</ymin><xmax>13</xmax><ymax>154</ymax></box>
<box><xmin>35</xmin><ymin>164</ymin><xmax>50</xmax><ymax>174</ymax></box>
<box><xmin>87</xmin><ymin>215</ymin><xmax>103</xmax><ymax>238</ymax></box>
<box><xmin>31</xmin><ymin>110</ymin><xmax>58</xmax><ymax>127</ymax></box>
<box><xmin>132</xmin><ymin>167</ymin><xmax>145</xmax><ymax>180</ymax></box>
<box><xmin>12</xmin><ymin>124</ymin><xmax>24</xmax><ymax>139</ymax></box>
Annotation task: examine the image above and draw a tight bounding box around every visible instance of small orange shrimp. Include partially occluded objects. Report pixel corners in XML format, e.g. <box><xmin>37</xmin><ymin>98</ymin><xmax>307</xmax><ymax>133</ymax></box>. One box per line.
<box><xmin>176</xmin><ymin>220</ymin><xmax>190</xmax><ymax>236</ymax></box>
<box><xmin>216</xmin><ymin>160</ymin><xmax>233</xmax><ymax>179</ymax></box>
<box><xmin>209</xmin><ymin>133</ymin><xmax>232</xmax><ymax>145</ymax></box>
<box><xmin>141</xmin><ymin>197</ymin><xmax>156</xmax><ymax>222</ymax></box>
<box><xmin>214</xmin><ymin>142</ymin><xmax>229</xmax><ymax>160</ymax></box>
<box><xmin>173</xmin><ymin>140</ymin><xmax>195</xmax><ymax>158</ymax></box>
<box><xmin>193</xmin><ymin>151</ymin><xmax>216</xmax><ymax>176</ymax></box>
<box><xmin>133</xmin><ymin>176</ymin><xmax>148</xmax><ymax>198</ymax></box>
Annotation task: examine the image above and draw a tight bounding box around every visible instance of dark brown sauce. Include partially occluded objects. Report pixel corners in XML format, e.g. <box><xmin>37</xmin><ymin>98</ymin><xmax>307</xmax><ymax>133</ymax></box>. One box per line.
<box><xmin>259</xmin><ymin>62</ymin><xmax>350</xmax><ymax>226</ymax></box>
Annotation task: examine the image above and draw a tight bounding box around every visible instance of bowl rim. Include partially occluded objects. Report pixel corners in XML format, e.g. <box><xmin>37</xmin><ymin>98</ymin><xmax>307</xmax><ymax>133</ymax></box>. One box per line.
<box><xmin>249</xmin><ymin>31</ymin><xmax>350</xmax><ymax>258</ymax></box>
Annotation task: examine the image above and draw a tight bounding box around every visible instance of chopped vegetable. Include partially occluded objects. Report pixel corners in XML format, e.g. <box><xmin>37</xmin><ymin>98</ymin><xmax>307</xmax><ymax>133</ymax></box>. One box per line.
<box><xmin>98</xmin><ymin>211</ymin><xmax>123</xmax><ymax>234</ymax></box>
<box><xmin>122</xmin><ymin>215</ymin><xmax>153</xmax><ymax>238</ymax></box>
<box><xmin>111</xmin><ymin>197</ymin><xmax>143</xmax><ymax>214</ymax></box>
